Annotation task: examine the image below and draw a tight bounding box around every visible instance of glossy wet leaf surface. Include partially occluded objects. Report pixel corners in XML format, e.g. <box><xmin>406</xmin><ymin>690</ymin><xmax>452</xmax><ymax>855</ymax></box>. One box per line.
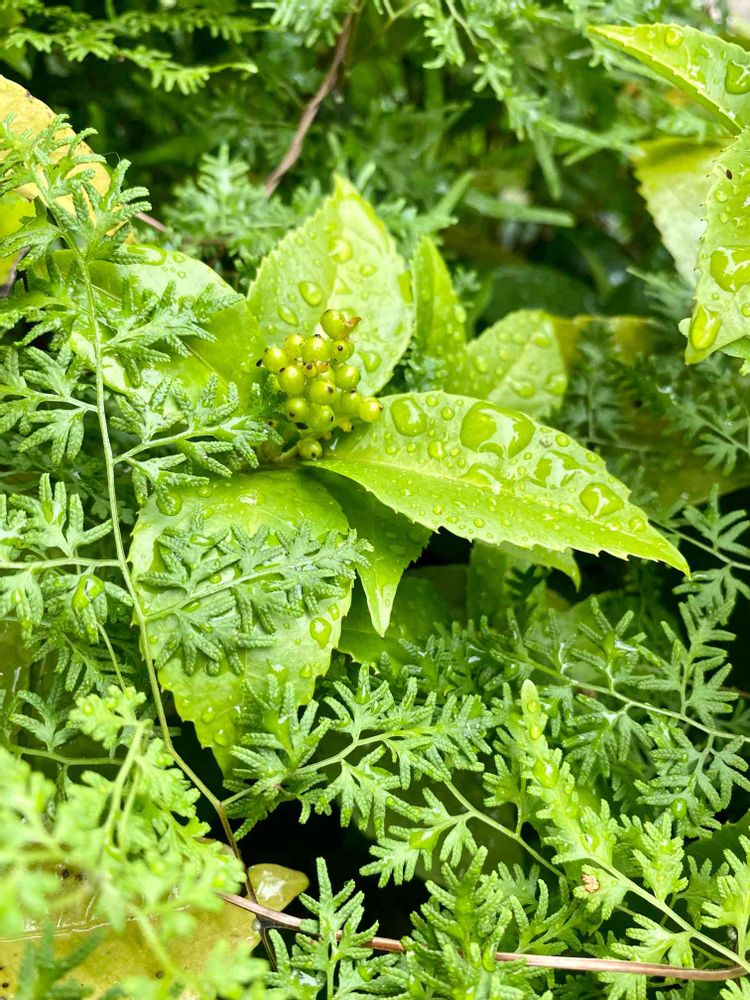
<box><xmin>319</xmin><ymin>474</ymin><xmax>431</xmax><ymax>636</ymax></box>
<box><xmin>314</xmin><ymin>391</ymin><xmax>688</xmax><ymax>573</ymax></box>
<box><xmin>129</xmin><ymin>470</ymin><xmax>352</xmax><ymax>766</ymax></box>
<box><xmin>682</xmin><ymin>129</ymin><xmax>750</xmax><ymax>366</ymax></box>
<box><xmin>593</xmin><ymin>24</ymin><xmax>750</xmax><ymax>133</ymax></box>
<box><xmin>66</xmin><ymin>245</ymin><xmax>263</xmax><ymax>405</ymax></box>
<box><xmin>247</xmin><ymin>176</ymin><xmax>412</xmax><ymax>395</ymax></box>
<box><xmin>412</xmin><ymin>236</ymin><xmax>466</xmax><ymax>377</ymax></box>
<box><xmin>634</xmin><ymin>138</ymin><xmax>725</xmax><ymax>285</ymax></box>
<box><xmin>1</xmin><ymin>863</ymin><xmax>307</xmax><ymax>999</ymax></box>
<box><xmin>451</xmin><ymin>310</ymin><xmax>569</xmax><ymax>419</ymax></box>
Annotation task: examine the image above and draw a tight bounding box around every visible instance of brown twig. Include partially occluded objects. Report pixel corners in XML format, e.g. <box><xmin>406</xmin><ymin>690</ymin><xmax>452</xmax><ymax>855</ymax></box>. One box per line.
<box><xmin>136</xmin><ymin>210</ymin><xmax>168</xmax><ymax>233</ymax></box>
<box><xmin>264</xmin><ymin>14</ymin><xmax>355</xmax><ymax>197</ymax></box>
<box><xmin>221</xmin><ymin>893</ymin><xmax>746</xmax><ymax>982</ymax></box>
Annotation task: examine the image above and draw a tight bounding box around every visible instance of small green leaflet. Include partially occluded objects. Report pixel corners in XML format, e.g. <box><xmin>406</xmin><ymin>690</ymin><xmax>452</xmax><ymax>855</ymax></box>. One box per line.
<box><xmin>319</xmin><ymin>475</ymin><xmax>431</xmax><ymax>636</ymax></box>
<box><xmin>313</xmin><ymin>391</ymin><xmax>688</xmax><ymax>573</ymax></box>
<box><xmin>449</xmin><ymin>310</ymin><xmax>569</xmax><ymax>419</ymax></box>
<box><xmin>680</xmin><ymin>130</ymin><xmax>750</xmax><ymax>366</ymax></box>
<box><xmin>129</xmin><ymin>470</ymin><xmax>356</xmax><ymax>766</ymax></box>
<box><xmin>412</xmin><ymin>236</ymin><xmax>466</xmax><ymax>379</ymax></box>
<box><xmin>592</xmin><ymin>24</ymin><xmax>750</xmax><ymax>134</ymax></box>
<box><xmin>248</xmin><ymin>176</ymin><xmax>412</xmax><ymax>395</ymax></box>
<box><xmin>66</xmin><ymin>244</ymin><xmax>264</xmax><ymax>404</ymax></box>
<box><xmin>634</xmin><ymin>138</ymin><xmax>726</xmax><ymax>286</ymax></box>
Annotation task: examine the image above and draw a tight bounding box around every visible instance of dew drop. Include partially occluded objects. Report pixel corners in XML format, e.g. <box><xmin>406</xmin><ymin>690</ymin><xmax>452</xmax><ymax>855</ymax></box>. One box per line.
<box><xmin>298</xmin><ymin>280</ymin><xmax>323</xmax><ymax>306</ymax></box>
<box><xmin>459</xmin><ymin>401</ymin><xmax>534</xmax><ymax>459</ymax></box>
<box><xmin>201</xmin><ymin>706</ymin><xmax>215</xmax><ymax>723</ymax></box>
<box><xmin>328</xmin><ymin>237</ymin><xmax>353</xmax><ymax>263</ymax></box>
<box><xmin>309</xmin><ymin>617</ymin><xmax>331</xmax><ymax>648</ymax></box>
<box><xmin>663</xmin><ymin>25</ymin><xmax>683</xmax><ymax>47</ymax></box>
<box><xmin>725</xmin><ymin>59</ymin><xmax>750</xmax><ymax>95</ymax></box>
<box><xmin>214</xmin><ymin>728</ymin><xmax>232</xmax><ymax>747</ymax></box>
<box><xmin>513</xmin><ymin>381</ymin><xmax>536</xmax><ymax>400</ymax></box>
<box><xmin>441</xmin><ymin>406</ymin><xmax>455</xmax><ymax>420</ymax></box>
<box><xmin>709</xmin><ymin>247</ymin><xmax>750</xmax><ymax>292</ymax></box>
<box><xmin>545</xmin><ymin>372</ymin><xmax>567</xmax><ymax>396</ymax></box>
<box><xmin>361</xmin><ymin>350</ymin><xmax>380</xmax><ymax>372</ymax></box>
<box><xmin>156</xmin><ymin>491</ymin><xmax>183</xmax><ymax>516</ymax></box>
<box><xmin>428</xmin><ymin>440</ymin><xmax>445</xmax><ymax>460</ymax></box>
<box><xmin>579</xmin><ymin>482</ymin><xmax>624</xmax><ymax>518</ymax></box>
<box><xmin>392</xmin><ymin>398</ymin><xmax>428</xmax><ymax>436</ymax></box>
<box><xmin>433</xmin><ymin>504</ymin><xmax>444</xmax><ymax>515</ymax></box>
<box><xmin>473</xmin><ymin>517</ymin><xmax>485</xmax><ymax>528</ymax></box>
<box><xmin>360</xmin><ymin>263</ymin><xmax>376</xmax><ymax>277</ymax></box>
<box><xmin>688</xmin><ymin>304</ymin><xmax>721</xmax><ymax>352</ymax></box>
<box><xmin>277</xmin><ymin>304</ymin><xmax>299</xmax><ymax>326</ymax></box>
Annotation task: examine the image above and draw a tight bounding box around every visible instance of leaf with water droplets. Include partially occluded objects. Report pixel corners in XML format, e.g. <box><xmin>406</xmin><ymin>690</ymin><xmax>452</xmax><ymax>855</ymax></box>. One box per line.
<box><xmin>412</xmin><ymin>236</ymin><xmax>466</xmax><ymax>380</ymax></box>
<box><xmin>129</xmin><ymin>470</ymin><xmax>355</xmax><ymax>767</ymax></box>
<box><xmin>592</xmin><ymin>24</ymin><xmax>750</xmax><ymax>134</ymax></box>
<box><xmin>681</xmin><ymin>129</ymin><xmax>750</xmax><ymax>366</ymax></box>
<box><xmin>318</xmin><ymin>474</ymin><xmax>431</xmax><ymax>636</ymax></box>
<box><xmin>247</xmin><ymin>176</ymin><xmax>412</xmax><ymax>394</ymax></box>
<box><xmin>450</xmin><ymin>310</ymin><xmax>570</xmax><ymax>419</ymax></box>
<box><xmin>314</xmin><ymin>391</ymin><xmax>688</xmax><ymax>573</ymax></box>
<box><xmin>634</xmin><ymin>138</ymin><xmax>726</xmax><ymax>285</ymax></box>
<box><xmin>64</xmin><ymin>244</ymin><xmax>264</xmax><ymax>406</ymax></box>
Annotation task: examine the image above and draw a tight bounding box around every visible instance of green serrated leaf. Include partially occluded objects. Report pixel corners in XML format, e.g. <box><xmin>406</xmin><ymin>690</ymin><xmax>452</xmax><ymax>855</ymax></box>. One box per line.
<box><xmin>318</xmin><ymin>474</ymin><xmax>430</xmax><ymax>637</ymax></box>
<box><xmin>592</xmin><ymin>23</ymin><xmax>750</xmax><ymax>134</ymax></box>
<box><xmin>634</xmin><ymin>138</ymin><xmax>725</xmax><ymax>285</ymax></box>
<box><xmin>129</xmin><ymin>470</ymin><xmax>354</xmax><ymax>765</ymax></box>
<box><xmin>681</xmin><ymin>129</ymin><xmax>750</xmax><ymax>365</ymax></box>
<box><xmin>314</xmin><ymin>391</ymin><xmax>688</xmax><ymax>573</ymax></box>
<box><xmin>66</xmin><ymin>244</ymin><xmax>263</xmax><ymax>404</ymax></box>
<box><xmin>412</xmin><ymin>236</ymin><xmax>466</xmax><ymax>376</ymax></box>
<box><xmin>450</xmin><ymin>310</ymin><xmax>569</xmax><ymax>418</ymax></box>
<box><xmin>247</xmin><ymin>175</ymin><xmax>412</xmax><ymax>395</ymax></box>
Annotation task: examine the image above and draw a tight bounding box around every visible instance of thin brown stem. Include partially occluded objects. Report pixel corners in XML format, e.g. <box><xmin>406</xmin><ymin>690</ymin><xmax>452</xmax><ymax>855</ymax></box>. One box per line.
<box><xmin>135</xmin><ymin>210</ymin><xmax>168</xmax><ymax>233</ymax></box>
<box><xmin>264</xmin><ymin>14</ymin><xmax>355</xmax><ymax>196</ymax></box>
<box><xmin>220</xmin><ymin>894</ymin><xmax>746</xmax><ymax>983</ymax></box>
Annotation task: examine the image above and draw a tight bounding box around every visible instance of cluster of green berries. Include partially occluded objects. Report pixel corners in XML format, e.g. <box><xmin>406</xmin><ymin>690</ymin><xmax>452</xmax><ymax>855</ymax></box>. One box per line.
<box><xmin>259</xmin><ymin>309</ymin><xmax>382</xmax><ymax>460</ymax></box>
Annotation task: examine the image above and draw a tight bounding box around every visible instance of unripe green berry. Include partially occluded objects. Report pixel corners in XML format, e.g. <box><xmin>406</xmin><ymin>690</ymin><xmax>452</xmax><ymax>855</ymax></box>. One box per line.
<box><xmin>321</xmin><ymin>309</ymin><xmax>347</xmax><ymax>338</ymax></box>
<box><xmin>308</xmin><ymin>379</ymin><xmax>338</xmax><ymax>405</ymax></box>
<box><xmin>309</xmin><ymin>404</ymin><xmax>336</xmax><ymax>432</ymax></box>
<box><xmin>285</xmin><ymin>396</ymin><xmax>310</xmax><ymax>423</ymax></box>
<box><xmin>331</xmin><ymin>340</ymin><xmax>354</xmax><ymax>362</ymax></box>
<box><xmin>262</xmin><ymin>346</ymin><xmax>286</xmax><ymax>373</ymax></box>
<box><xmin>302</xmin><ymin>335</ymin><xmax>331</xmax><ymax>364</ymax></box>
<box><xmin>340</xmin><ymin>390</ymin><xmax>362</xmax><ymax>415</ymax></box>
<box><xmin>304</xmin><ymin>362</ymin><xmax>316</xmax><ymax>379</ymax></box>
<box><xmin>334</xmin><ymin>364</ymin><xmax>360</xmax><ymax>390</ymax></box>
<box><xmin>284</xmin><ymin>334</ymin><xmax>305</xmax><ymax>358</ymax></box>
<box><xmin>358</xmin><ymin>397</ymin><xmax>382</xmax><ymax>423</ymax></box>
<box><xmin>299</xmin><ymin>438</ymin><xmax>323</xmax><ymax>460</ymax></box>
<box><xmin>278</xmin><ymin>364</ymin><xmax>306</xmax><ymax>395</ymax></box>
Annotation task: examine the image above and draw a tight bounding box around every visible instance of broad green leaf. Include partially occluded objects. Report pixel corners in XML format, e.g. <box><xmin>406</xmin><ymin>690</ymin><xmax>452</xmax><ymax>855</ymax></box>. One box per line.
<box><xmin>634</xmin><ymin>138</ymin><xmax>725</xmax><ymax>285</ymax></box>
<box><xmin>338</xmin><ymin>575</ymin><xmax>450</xmax><ymax>667</ymax></box>
<box><xmin>129</xmin><ymin>470</ymin><xmax>353</xmax><ymax>765</ymax></box>
<box><xmin>319</xmin><ymin>474</ymin><xmax>430</xmax><ymax>636</ymax></box>
<box><xmin>66</xmin><ymin>245</ymin><xmax>264</xmax><ymax>405</ymax></box>
<box><xmin>450</xmin><ymin>310</ymin><xmax>569</xmax><ymax>418</ymax></box>
<box><xmin>412</xmin><ymin>236</ymin><xmax>466</xmax><ymax>376</ymax></box>
<box><xmin>314</xmin><ymin>391</ymin><xmax>688</xmax><ymax>573</ymax></box>
<box><xmin>1</xmin><ymin>862</ymin><xmax>306</xmax><ymax>994</ymax></box>
<box><xmin>0</xmin><ymin>191</ymin><xmax>34</xmax><ymax>287</ymax></box>
<box><xmin>681</xmin><ymin>129</ymin><xmax>750</xmax><ymax>365</ymax></box>
<box><xmin>592</xmin><ymin>24</ymin><xmax>750</xmax><ymax>134</ymax></box>
<box><xmin>248</xmin><ymin>175</ymin><xmax>412</xmax><ymax>394</ymax></box>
